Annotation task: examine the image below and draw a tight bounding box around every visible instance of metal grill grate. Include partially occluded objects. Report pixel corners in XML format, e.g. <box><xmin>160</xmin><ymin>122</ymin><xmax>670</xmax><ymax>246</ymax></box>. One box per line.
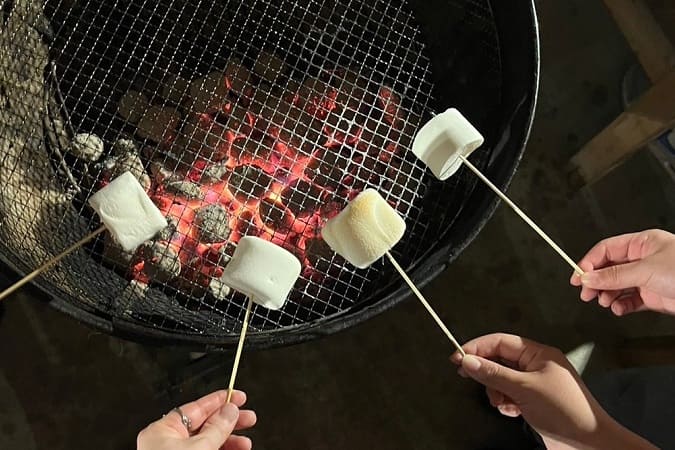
<box><xmin>0</xmin><ymin>0</ymin><xmax>504</xmax><ymax>345</ymax></box>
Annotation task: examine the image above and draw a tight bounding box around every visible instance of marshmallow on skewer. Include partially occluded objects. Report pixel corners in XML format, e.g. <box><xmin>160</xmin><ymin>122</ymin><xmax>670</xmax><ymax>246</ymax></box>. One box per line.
<box><xmin>411</xmin><ymin>108</ymin><xmax>484</xmax><ymax>180</ymax></box>
<box><xmin>88</xmin><ymin>171</ymin><xmax>167</xmax><ymax>252</ymax></box>
<box><xmin>322</xmin><ymin>189</ymin><xmax>406</xmax><ymax>268</ymax></box>
<box><xmin>220</xmin><ymin>236</ymin><xmax>301</xmax><ymax>310</ymax></box>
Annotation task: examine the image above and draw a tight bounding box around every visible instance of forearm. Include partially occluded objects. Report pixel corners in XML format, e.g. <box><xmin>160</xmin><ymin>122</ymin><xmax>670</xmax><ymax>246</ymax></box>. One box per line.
<box><xmin>587</xmin><ymin>418</ymin><xmax>659</xmax><ymax>450</ymax></box>
<box><xmin>542</xmin><ymin>416</ymin><xmax>659</xmax><ymax>450</ymax></box>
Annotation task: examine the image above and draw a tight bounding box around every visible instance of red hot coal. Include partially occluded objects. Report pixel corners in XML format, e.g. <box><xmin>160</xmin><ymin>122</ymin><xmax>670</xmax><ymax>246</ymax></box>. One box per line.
<box><xmin>102</xmin><ymin>64</ymin><xmax>417</xmax><ymax>300</ymax></box>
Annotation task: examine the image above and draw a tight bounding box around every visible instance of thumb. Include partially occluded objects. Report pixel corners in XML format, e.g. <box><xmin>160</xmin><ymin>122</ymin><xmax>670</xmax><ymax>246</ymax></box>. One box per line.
<box><xmin>191</xmin><ymin>403</ymin><xmax>239</xmax><ymax>449</ymax></box>
<box><xmin>461</xmin><ymin>355</ymin><xmax>526</xmax><ymax>396</ymax></box>
<box><xmin>581</xmin><ymin>261</ymin><xmax>650</xmax><ymax>291</ymax></box>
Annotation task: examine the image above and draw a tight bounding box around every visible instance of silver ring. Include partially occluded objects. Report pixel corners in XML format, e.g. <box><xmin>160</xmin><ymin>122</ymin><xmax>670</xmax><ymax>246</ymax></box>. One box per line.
<box><xmin>172</xmin><ymin>406</ymin><xmax>192</xmax><ymax>433</ymax></box>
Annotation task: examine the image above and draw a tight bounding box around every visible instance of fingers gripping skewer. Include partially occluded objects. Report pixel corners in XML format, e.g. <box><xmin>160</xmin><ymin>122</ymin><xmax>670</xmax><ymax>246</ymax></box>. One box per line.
<box><xmin>226</xmin><ymin>297</ymin><xmax>253</xmax><ymax>403</ymax></box>
<box><xmin>385</xmin><ymin>252</ymin><xmax>465</xmax><ymax>356</ymax></box>
<box><xmin>0</xmin><ymin>225</ymin><xmax>106</xmax><ymax>302</ymax></box>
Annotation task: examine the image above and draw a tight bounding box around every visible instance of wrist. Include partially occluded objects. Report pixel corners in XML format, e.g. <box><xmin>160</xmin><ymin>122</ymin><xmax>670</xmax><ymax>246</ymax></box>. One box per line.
<box><xmin>585</xmin><ymin>415</ymin><xmax>658</xmax><ymax>450</ymax></box>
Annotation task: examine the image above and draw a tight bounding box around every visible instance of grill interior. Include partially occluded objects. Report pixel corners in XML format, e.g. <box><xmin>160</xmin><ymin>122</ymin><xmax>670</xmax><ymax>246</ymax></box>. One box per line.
<box><xmin>0</xmin><ymin>0</ymin><xmax>504</xmax><ymax>345</ymax></box>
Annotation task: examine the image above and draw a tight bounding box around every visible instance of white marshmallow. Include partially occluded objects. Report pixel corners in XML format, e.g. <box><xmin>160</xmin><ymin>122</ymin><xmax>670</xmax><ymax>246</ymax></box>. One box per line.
<box><xmin>88</xmin><ymin>171</ymin><xmax>168</xmax><ymax>252</ymax></box>
<box><xmin>322</xmin><ymin>189</ymin><xmax>406</xmax><ymax>269</ymax></box>
<box><xmin>411</xmin><ymin>108</ymin><xmax>484</xmax><ymax>180</ymax></box>
<box><xmin>220</xmin><ymin>236</ymin><xmax>301</xmax><ymax>310</ymax></box>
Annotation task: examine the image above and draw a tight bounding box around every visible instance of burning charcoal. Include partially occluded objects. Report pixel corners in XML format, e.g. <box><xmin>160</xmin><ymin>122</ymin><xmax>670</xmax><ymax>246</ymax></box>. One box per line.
<box><xmin>258</xmin><ymin>198</ymin><xmax>294</xmax><ymax>232</ymax></box>
<box><xmin>188</xmin><ymin>72</ymin><xmax>228</xmax><ymax>112</ymax></box>
<box><xmin>112</xmin><ymin>137</ymin><xmax>139</xmax><ymax>156</ymax></box>
<box><xmin>227</xmin><ymin>165</ymin><xmax>272</xmax><ymax>202</ymax></box>
<box><xmin>194</xmin><ymin>204</ymin><xmax>231</xmax><ymax>243</ymax></box>
<box><xmin>161</xmin><ymin>73</ymin><xmax>190</xmax><ymax>105</ymax></box>
<box><xmin>224</xmin><ymin>59</ymin><xmax>252</xmax><ymax>96</ymax></box>
<box><xmin>164</xmin><ymin>180</ymin><xmax>203</xmax><ymax>200</ymax></box>
<box><xmin>361</xmin><ymin>117</ymin><xmax>389</xmax><ymax>149</ymax></box>
<box><xmin>280</xmin><ymin>180</ymin><xmax>325</xmax><ymax>215</ymax></box>
<box><xmin>227</xmin><ymin>103</ymin><xmax>254</xmax><ymax>136</ymax></box>
<box><xmin>208</xmin><ymin>278</ymin><xmax>231</xmax><ymax>301</ymax></box>
<box><xmin>204</xmin><ymin>244</ymin><xmax>233</xmax><ymax>267</ymax></box>
<box><xmin>155</xmin><ymin>216</ymin><xmax>179</xmax><ymax>242</ymax></box>
<box><xmin>305</xmin><ymin>237</ymin><xmax>336</xmax><ymax>269</ymax></box>
<box><xmin>298</xmin><ymin>77</ymin><xmax>335</xmax><ymax>118</ymax></box>
<box><xmin>149</xmin><ymin>160</ymin><xmax>177</xmax><ymax>184</ymax></box>
<box><xmin>249</xmin><ymin>86</ymin><xmax>272</xmax><ymax>117</ymax></box>
<box><xmin>122</xmin><ymin>280</ymin><xmax>148</xmax><ymax>303</ymax></box>
<box><xmin>68</xmin><ymin>133</ymin><xmax>104</xmax><ymax>161</ymax></box>
<box><xmin>199</xmin><ymin>163</ymin><xmax>229</xmax><ymax>184</ymax></box>
<box><xmin>181</xmin><ymin>113</ymin><xmax>228</xmax><ymax>160</ymax></box>
<box><xmin>330</xmin><ymin>69</ymin><xmax>369</xmax><ymax>107</ymax></box>
<box><xmin>136</xmin><ymin>105</ymin><xmax>180</xmax><ymax>143</ymax></box>
<box><xmin>253</xmin><ymin>51</ymin><xmax>286</xmax><ymax>83</ymax></box>
<box><xmin>395</xmin><ymin>114</ymin><xmax>419</xmax><ymax>151</ymax></box>
<box><xmin>306</xmin><ymin>147</ymin><xmax>351</xmax><ymax>188</ymax></box>
<box><xmin>230</xmin><ymin>138</ymin><xmax>272</xmax><ymax>164</ymax></box>
<box><xmin>103</xmin><ymin>152</ymin><xmax>152</xmax><ymax>191</ymax></box>
<box><xmin>102</xmin><ymin>232</ymin><xmax>134</xmax><ymax>267</ymax></box>
<box><xmin>378</xmin><ymin>85</ymin><xmax>403</xmax><ymax>128</ymax></box>
<box><xmin>138</xmin><ymin>241</ymin><xmax>181</xmax><ymax>283</ymax></box>
<box><xmin>233</xmin><ymin>208</ymin><xmax>259</xmax><ymax>236</ymax></box>
<box><xmin>323</xmin><ymin>113</ymin><xmax>360</xmax><ymax>145</ymax></box>
<box><xmin>118</xmin><ymin>90</ymin><xmax>149</xmax><ymax>124</ymax></box>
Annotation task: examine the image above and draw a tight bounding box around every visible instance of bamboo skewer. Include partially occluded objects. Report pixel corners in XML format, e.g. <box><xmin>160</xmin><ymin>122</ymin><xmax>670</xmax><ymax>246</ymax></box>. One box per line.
<box><xmin>385</xmin><ymin>251</ymin><xmax>465</xmax><ymax>357</ymax></box>
<box><xmin>458</xmin><ymin>155</ymin><xmax>584</xmax><ymax>275</ymax></box>
<box><xmin>0</xmin><ymin>225</ymin><xmax>107</xmax><ymax>302</ymax></box>
<box><xmin>226</xmin><ymin>297</ymin><xmax>253</xmax><ymax>403</ymax></box>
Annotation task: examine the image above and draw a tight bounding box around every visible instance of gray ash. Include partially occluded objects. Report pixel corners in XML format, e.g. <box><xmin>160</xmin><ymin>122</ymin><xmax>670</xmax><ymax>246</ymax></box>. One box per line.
<box><xmin>139</xmin><ymin>242</ymin><xmax>181</xmax><ymax>283</ymax></box>
<box><xmin>194</xmin><ymin>204</ymin><xmax>231</xmax><ymax>243</ymax></box>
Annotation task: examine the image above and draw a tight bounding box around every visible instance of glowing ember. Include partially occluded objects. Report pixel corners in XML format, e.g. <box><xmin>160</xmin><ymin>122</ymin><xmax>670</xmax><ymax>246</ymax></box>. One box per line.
<box><xmin>104</xmin><ymin>62</ymin><xmax>414</xmax><ymax>299</ymax></box>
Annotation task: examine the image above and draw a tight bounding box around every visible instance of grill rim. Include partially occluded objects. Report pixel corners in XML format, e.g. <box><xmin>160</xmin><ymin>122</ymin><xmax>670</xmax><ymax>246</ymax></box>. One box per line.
<box><xmin>13</xmin><ymin>0</ymin><xmax>540</xmax><ymax>351</ymax></box>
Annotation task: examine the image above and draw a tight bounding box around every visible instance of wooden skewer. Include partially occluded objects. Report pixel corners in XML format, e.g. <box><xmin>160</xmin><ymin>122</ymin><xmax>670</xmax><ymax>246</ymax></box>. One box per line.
<box><xmin>385</xmin><ymin>251</ymin><xmax>465</xmax><ymax>357</ymax></box>
<box><xmin>226</xmin><ymin>297</ymin><xmax>253</xmax><ymax>403</ymax></box>
<box><xmin>0</xmin><ymin>225</ymin><xmax>107</xmax><ymax>302</ymax></box>
<box><xmin>459</xmin><ymin>155</ymin><xmax>584</xmax><ymax>275</ymax></box>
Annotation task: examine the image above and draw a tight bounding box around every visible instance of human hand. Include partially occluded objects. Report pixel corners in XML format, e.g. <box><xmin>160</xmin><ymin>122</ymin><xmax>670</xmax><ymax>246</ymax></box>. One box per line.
<box><xmin>137</xmin><ymin>390</ymin><xmax>257</xmax><ymax>450</ymax></box>
<box><xmin>570</xmin><ymin>229</ymin><xmax>675</xmax><ymax>316</ymax></box>
<box><xmin>451</xmin><ymin>333</ymin><xmax>657</xmax><ymax>450</ymax></box>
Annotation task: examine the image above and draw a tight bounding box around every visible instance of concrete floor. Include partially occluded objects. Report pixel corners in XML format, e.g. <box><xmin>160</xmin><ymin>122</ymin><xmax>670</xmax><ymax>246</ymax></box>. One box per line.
<box><xmin>1</xmin><ymin>0</ymin><xmax>675</xmax><ymax>449</ymax></box>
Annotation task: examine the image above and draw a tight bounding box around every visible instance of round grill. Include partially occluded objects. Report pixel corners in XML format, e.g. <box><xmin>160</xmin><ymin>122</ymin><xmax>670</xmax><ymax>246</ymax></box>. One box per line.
<box><xmin>0</xmin><ymin>0</ymin><xmax>538</xmax><ymax>348</ymax></box>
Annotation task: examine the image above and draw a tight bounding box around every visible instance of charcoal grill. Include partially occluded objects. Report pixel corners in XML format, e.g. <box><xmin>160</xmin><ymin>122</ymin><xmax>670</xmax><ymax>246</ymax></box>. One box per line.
<box><xmin>0</xmin><ymin>0</ymin><xmax>538</xmax><ymax>349</ymax></box>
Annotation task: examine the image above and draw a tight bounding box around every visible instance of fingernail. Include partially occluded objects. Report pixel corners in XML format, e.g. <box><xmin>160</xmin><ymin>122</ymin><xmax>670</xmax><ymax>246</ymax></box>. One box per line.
<box><xmin>220</xmin><ymin>403</ymin><xmax>239</xmax><ymax>422</ymax></box>
<box><xmin>462</xmin><ymin>355</ymin><xmax>481</xmax><ymax>371</ymax></box>
<box><xmin>450</xmin><ymin>353</ymin><xmax>463</xmax><ymax>364</ymax></box>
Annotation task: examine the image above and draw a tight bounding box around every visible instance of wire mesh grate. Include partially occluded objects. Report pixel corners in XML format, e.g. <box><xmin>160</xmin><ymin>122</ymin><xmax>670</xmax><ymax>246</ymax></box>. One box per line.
<box><xmin>0</xmin><ymin>0</ymin><xmax>503</xmax><ymax>344</ymax></box>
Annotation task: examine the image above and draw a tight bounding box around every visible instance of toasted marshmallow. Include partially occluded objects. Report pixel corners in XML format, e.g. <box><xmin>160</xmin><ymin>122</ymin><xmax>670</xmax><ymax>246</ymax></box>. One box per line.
<box><xmin>322</xmin><ymin>189</ymin><xmax>406</xmax><ymax>268</ymax></box>
<box><xmin>411</xmin><ymin>108</ymin><xmax>484</xmax><ymax>180</ymax></box>
<box><xmin>220</xmin><ymin>236</ymin><xmax>301</xmax><ymax>310</ymax></box>
<box><xmin>88</xmin><ymin>171</ymin><xmax>167</xmax><ymax>252</ymax></box>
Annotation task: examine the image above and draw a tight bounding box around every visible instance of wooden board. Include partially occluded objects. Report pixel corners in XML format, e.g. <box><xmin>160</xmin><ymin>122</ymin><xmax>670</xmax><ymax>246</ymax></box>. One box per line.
<box><xmin>569</xmin><ymin>69</ymin><xmax>675</xmax><ymax>186</ymax></box>
<box><xmin>603</xmin><ymin>0</ymin><xmax>675</xmax><ymax>82</ymax></box>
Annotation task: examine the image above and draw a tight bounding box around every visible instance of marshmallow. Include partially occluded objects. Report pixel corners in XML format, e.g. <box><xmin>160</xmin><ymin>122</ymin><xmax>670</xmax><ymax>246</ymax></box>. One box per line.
<box><xmin>322</xmin><ymin>189</ymin><xmax>406</xmax><ymax>268</ymax></box>
<box><xmin>88</xmin><ymin>171</ymin><xmax>168</xmax><ymax>252</ymax></box>
<box><xmin>220</xmin><ymin>236</ymin><xmax>301</xmax><ymax>310</ymax></box>
<box><xmin>411</xmin><ymin>108</ymin><xmax>484</xmax><ymax>180</ymax></box>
